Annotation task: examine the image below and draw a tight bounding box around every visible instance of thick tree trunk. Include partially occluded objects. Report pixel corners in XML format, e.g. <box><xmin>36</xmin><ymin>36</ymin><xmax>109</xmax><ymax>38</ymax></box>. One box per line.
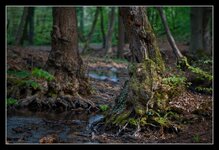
<box><xmin>190</xmin><ymin>7</ymin><xmax>203</xmax><ymax>53</ymax></box>
<box><xmin>15</xmin><ymin>7</ymin><xmax>29</xmax><ymax>45</ymax></box>
<box><xmin>157</xmin><ymin>7</ymin><xmax>183</xmax><ymax>60</ymax></box>
<box><xmin>45</xmin><ymin>8</ymin><xmax>90</xmax><ymax>96</ymax></box>
<box><xmin>82</xmin><ymin>8</ymin><xmax>100</xmax><ymax>53</ymax></box>
<box><xmin>106</xmin><ymin>7</ymin><xmax>165</xmax><ymax>128</ymax></box>
<box><xmin>104</xmin><ymin>7</ymin><xmax>116</xmax><ymax>55</ymax></box>
<box><xmin>117</xmin><ymin>8</ymin><xmax>125</xmax><ymax>58</ymax></box>
<box><xmin>100</xmin><ymin>8</ymin><xmax>106</xmax><ymax>48</ymax></box>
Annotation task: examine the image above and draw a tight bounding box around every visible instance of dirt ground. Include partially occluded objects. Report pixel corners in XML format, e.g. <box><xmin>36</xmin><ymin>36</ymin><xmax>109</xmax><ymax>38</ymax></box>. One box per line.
<box><xmin>6</xmin><ymin>40</ymin><xmax>213</xmax><ymax>144</ymax></box>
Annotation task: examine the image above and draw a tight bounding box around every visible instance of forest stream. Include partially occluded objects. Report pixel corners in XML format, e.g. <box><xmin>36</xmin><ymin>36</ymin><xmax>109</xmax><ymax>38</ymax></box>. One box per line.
<box><xmin>7</xmin><ymin>67</ymin><xmax>120</xmax><ymax>144</ymax></box>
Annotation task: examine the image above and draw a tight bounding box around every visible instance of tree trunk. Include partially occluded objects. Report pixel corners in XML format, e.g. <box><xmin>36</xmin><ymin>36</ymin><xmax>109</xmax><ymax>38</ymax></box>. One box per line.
<box><xmin>104</xmin><ymin>7</ymin><xmax>116</xmax><ymax>55</ymax></box>
<box><xmin>82</xmin><ymin>8</ymin><xmax>100</xmax><ymax>53</ymax></box>
<box><xmin>106</xmin><ymin>7</ymin><xmax>165</xmax><ymax>128</ymax></box>
<box><xmin>45</xmin><ymin>7</ymin><xmax>90</xmax><ymax>96</ymax></box>
<box><xmin>190</xmin><ymin>7</ymin><xmax>203</xmax><ymax>53</ymax></box>
<box><xmin>203</xmin><ymin>7</ymin><xmax>212</xmax><ymax>55</ymax></box>
<box><xmin>117</xmin><ymin>8</ymin><xmax>125</xmax><ymax>58</ymax></box>
<box><xmin>15</xmin><ymin>7</ymin><xmax>29</xmax><ymax>45</ymax></box>
<box><xmin>157</xmin><ymin>7</ymin><xmax>183</xmax><ymax>60</ymax></box>
<box><xmin>28</xmin><ymin>7</ymin><xmax>35</xmax><ymax>45</ymax></box>
<box><xmin>100</xmin><ymin>8</ymin><xmax>106</xmax><ymax>48</ymax></box>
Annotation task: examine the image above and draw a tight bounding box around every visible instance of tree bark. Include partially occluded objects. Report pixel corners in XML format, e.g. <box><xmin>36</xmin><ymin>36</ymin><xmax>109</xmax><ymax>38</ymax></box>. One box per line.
<box><xmin>106</xmin><ymin>7</ymin><xmax>165</xmax><ymax>127</ymax></box>
<box><xmin>203</xmin><ymin>7</ymin><xmax>212</xmax><ymax>54</ymax></box>
<box><xmin>100</xmin><ymin>8</ymin><xmax>106</xmax><ymax>48</ymax></box>
<box><xmin>190</xmin><ymin>7</ymin><xmax>212</xmax><ymax>55</ymax></box>
<box><xmin>15</xmin><ymin>7</ymin><xmax>29</xmax><ymax>45</ymax></box>
<box><xmin>45</xmin><ymin>7</ymin><xmax>90</xmax><ymax>96</ymax></box>
<box><xmin>117</xmin><ymin>8</ymin><xmax>125</xmax><ymax>58</ymax></box>
<box><xmin>157</xmin><ymin>7</ymin><xmax>183</xmax><ymax>60</ymax></box>
<box><xmin>104</xmin><ymin>7</ymin><xmax>116</xmax><ymax>55</ymax></box>
<box><xmin>190</xmin><ymin>7</ymin><xmax>203</xmax><ymax>53</ymax></box>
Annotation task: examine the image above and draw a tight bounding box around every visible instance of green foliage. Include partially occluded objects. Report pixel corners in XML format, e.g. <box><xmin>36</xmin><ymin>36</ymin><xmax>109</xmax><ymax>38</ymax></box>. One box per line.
<box><xmin>162</xmin><ymin>75</ymin><xmax>188</xmax><ymax>87</ymax></box>
<box><xmin>129</xmin><ymin>118</ymin><xmax>138</xmax><ymax>126</ymax></box>
<box><xmin>147</xmin><ymin>7</ymin><xmax>190</xmax><ymax>42</ymax></box>
<box><xmin>161</xmin><ymin>74</ymin><xmax>190</xmax><ymax>98</ymax></box>
<box><xmin>7</xmin><ymin>97</ymin><xmax>18</xmax><ymax>106</ymax></box>
<box><xmin>192</xmin><ymin>134</ymin><xmax>200</xmax><ymax>143</ymax></box>
<box><xmin>151</xmin><ymin>111</ymin><xmax>177</xmax><ymax>127</ymax></box>
<box><xmin>7</xmin><ymin>70</ymin><xmax>31</xmax><ymax>79</ymax></box>
<box><xmin>99</xmin><ymin>104</ymin><xmax>109</xmax><ymax>111</ymax></box>
<box><xmin>25</xmin><ymin>80</ymin><xmax>41</xmax><ymax>90</ymax></box>
<box><xmin>195</xmin><ymin>86</ymin><xmax>212</xmax><ymax>94</ymax></box>
<box><xmin>188</xmin><ymin>65</ymin><xmax>212</xmax><ymax>81</ymax></box>
<box><xmin>7</xmin><ymin>7</ymin><xmax>191</xmax><ymax>46</ymax></box>
<box><xmin>32</xmin><ymin>68</ymin><xmax>54</xmax><ymax>81</ymax></box>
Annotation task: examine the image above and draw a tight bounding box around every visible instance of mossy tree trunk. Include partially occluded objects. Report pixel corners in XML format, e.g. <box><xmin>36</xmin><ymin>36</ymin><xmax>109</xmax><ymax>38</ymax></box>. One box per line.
<box><xmin>45</xmin><ymin>8</ymin><xmax>90</xmax><ymax>96</ymax></box>
<box><xmin>106</xmin><ymin>7</ymin><xmax>165</xmax><ymax>127</ymax></box>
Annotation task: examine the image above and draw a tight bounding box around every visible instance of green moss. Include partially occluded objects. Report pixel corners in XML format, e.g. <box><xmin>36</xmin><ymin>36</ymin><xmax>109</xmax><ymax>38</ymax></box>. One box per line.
<box><xmin>140</xmin><ymin>117</ymin><xmax>147</xmax><ymax>126</ymax></box>
<box><xmin>178</xmin><ymin>56</ymin><xmax>212</xmax><ymax>81</ymax></box>
<box><xmin>112</xmin><ymin>110</ymin><xmax>132</xmax><ymax>125</ymax></box>
<box><xmin>129</xmin><ymin>118</ymin><xmax>138</xmax><ymax>126</ymax></box>
<box><xmin>134</xmin><ymin>103</ymin><xmax>146</xmax><ymax>116</ymax></box>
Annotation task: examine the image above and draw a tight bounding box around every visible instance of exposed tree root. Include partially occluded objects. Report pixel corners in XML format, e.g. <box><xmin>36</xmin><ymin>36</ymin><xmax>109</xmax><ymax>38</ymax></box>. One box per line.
<box><xmin>17</xmin><ymin>93</ymin><xmax>96</xmax><ymax>112</ymax></box>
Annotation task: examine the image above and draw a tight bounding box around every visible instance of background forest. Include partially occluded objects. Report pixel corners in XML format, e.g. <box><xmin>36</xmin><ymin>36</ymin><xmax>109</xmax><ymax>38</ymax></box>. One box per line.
<box><xmin>7</xmin><ymin>7</ymin><xmax>192</xmax><ymax>46</ymax></box>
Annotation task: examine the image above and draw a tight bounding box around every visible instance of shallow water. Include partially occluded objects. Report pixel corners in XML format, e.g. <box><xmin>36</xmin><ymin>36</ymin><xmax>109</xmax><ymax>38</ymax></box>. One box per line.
<box><xmin>88</xmin><ymin>67</ymin><xmax>119</xmax><ymax>83</ymax></box>
<box><xmin>6</xmin><ymin>110</ymin><xmax>104</xmax><ymax>143</ymax></box>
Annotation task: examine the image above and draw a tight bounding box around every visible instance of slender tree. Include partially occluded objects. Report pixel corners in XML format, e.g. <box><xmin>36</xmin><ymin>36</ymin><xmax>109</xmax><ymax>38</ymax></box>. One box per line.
<box><xmin>82</xmin><ymin>8</ymin><xmax>100</xmax><ymax>53</ymax></box>
<box><xmin>157</xmin><ymin>7</ymin><xmax>183</xmax><ymax>60</ymax></box>
<box><xmin>15</xmin><ymin>7</ymin><xmax>29</xmax><ymax>45</ymax></box>
<box><xmin>117</xmin><ymin>8</ymin><xmax>125</xmax><ymax>58</ymax></box>
<box><xmin>100</xmin><ymin>7</ymin><xmax>106</xmax><ymax>48</ymax></box>
<box><xmin>104</xmin><ymin>7</ymin><xmax>116</xmax><ymax>55</ymax></box>
<box><xmin>27</xmin><ymin>7</ymin><xmax>35</xmax><ymax>45</ymax></box>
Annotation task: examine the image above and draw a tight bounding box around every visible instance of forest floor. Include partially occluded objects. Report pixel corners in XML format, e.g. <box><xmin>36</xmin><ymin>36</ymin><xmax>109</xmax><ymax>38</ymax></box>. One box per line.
<box><xmin>6</xmin><ymin>40</ymin><xmax>213</xmax><ymax>144</ymax></box>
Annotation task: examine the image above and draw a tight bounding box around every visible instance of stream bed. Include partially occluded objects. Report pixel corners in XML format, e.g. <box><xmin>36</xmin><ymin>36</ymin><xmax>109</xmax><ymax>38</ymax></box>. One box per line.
<box><xmin>7</xmin><ymin>110</ymin><xmax>104</xmax><ymax>143</ymax></box>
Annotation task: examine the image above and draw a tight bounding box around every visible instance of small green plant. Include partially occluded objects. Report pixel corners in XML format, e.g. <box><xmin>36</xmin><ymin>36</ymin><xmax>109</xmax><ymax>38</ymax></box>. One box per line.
<box><xmin>32</xmin><ymin>68</ymin><xmax>54</xmax><ymax>81</ymax></box>
<box><xmin>99</xmin><ymin>105</ymin><xmax>109</xmax><ymax>111</ymax></box>
<box><xmin>195</xmin><ymin>86</ymin><xmax>212</xmax><ymax>94</ymax></box>
<box><xmin>162</xmin><ymin>75</ymin><xmax>187</xmax><ymax>87</ymax></box>
<box><xmin>192</xmin><ymin>134</ymin><xmax>200</xmax><ymax>143</ymax></box>
<box><xmin>149</xmin><ymin>110</ymin><xmax>177</xmax><ymax>128</ymax></box>
<box><xmin>25</xmin><ymin>80</ymin><xmax>41</xmax><ymax>90</ymax></box>
<box><xmin>7</xmin><ymin>70</ymin><xmax>30</xmax><ymax>79</ymax></box>
<box><xmin>129</xmin><ymin>118</ymin><xmax>138</xmax><ymax>126</ymax></box>
<box><xmin>7</xmin><ymin>97</ymin><xmax>18</xmax><ymax>106</ymax></box>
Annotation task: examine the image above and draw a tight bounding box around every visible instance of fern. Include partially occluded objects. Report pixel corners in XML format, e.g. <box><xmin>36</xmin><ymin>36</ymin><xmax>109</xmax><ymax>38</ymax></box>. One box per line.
<box><xmin>32</xmin><ymin>68</ymin><xmax>54</xmax><ymax>81</ymax></box>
